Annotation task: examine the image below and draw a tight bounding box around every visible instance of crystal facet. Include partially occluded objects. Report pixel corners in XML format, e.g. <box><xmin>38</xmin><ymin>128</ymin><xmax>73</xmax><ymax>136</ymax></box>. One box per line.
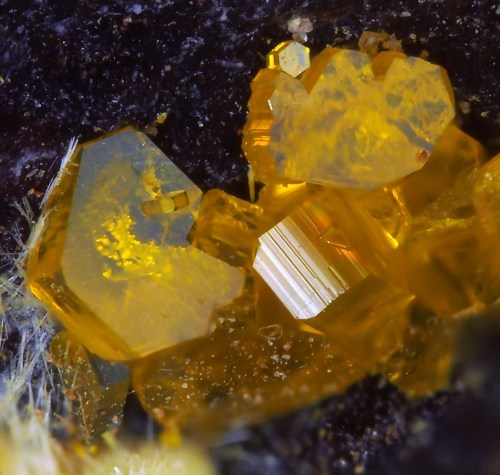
<box><xmin>266</xmin><ymin>40</ymin><xmax>311</xmax><ymax>77</ymax></box>
<box><xmin>25</xmin><ymin>39</ymin><xmax>499</xmax><ymax>439</ymax></box>
<box><xmin>50</xmin><ymin>331</ymin><xmax>130</xmax><ymax>439</ymax></box>
<box><xmin>27</xmin><ymin>129</ymin><xmax>244</xmax><ymax>360</ymax></box>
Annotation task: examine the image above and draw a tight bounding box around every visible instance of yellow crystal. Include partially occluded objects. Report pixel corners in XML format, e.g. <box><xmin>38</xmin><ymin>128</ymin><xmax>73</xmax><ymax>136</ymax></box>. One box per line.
<box><xmin>314</xmin><ymin>125</ymin><xmax>488</xmax><ymax>316</ymax></box>
<box><xmin>188</xmin><ymin>189</ymin><xmax>264</xmax><ymax>267</ymax></box>
<box><xmin>27</xmin><ymin>40</ymin><xmax>497</xmax><ymax>439</ymax></box>
<box><xmin>395</xmin><ymin>131</ymin><xmax>487</xmax><ymax>316</ymax></box>
<box><xmin>266</xmin><ymin>40</ymin><xmax>311</xmax><ymax>77</ymax></box>
<box><xmin>254</xmin><ymin>188</ymin><xmax>369</xmax><ymax>319</ymax></box>
<box><xmin>189</xmin><ymin>183</ymin><xmax>311</xmax><ymax>269</ymax></box>
<box><xmin>244</xmin><ymin>48</ymin><xmax>455</xmax><ymax>188</ymax></box>
<box><xmin>253</xmin><ymin>184</ymin><xmax>413</xmax><ymax>319</ymax></box>
<box><xmin>474</xmin><ymin>153</ymin><xmax>500</xmax><ymax>303</ymax></box>
<box><xmin>241</xmin><ymin>68</ymin><xmax>281</xmax><ymax>184</ymax></box>
<box><xmin>133</xmin><ymin>180</ymin><xmax>414</xmax><ymax>434</ymax></box>
<box><xmin>27</xmin><ymin>129</ymin><xmax>244</xmax><ymax>360</ymax></box>
<box><xmin>385</xmin><ymin>309</ymin><xmax>461</xmax><ymax>396</ymax></box>
<box><xmin>132</xmin><ymin>274</ymin><xmax>388</xmax><ymax>435</ymax></box>
<box><xmin>50</xmin><ymin>331</ymin><xmax>130</xmax><ymax>439</ymax></box>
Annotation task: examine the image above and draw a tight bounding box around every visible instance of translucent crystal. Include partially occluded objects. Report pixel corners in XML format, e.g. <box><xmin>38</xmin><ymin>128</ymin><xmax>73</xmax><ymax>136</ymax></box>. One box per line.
<box><xmin>132</xmin><ymin>278</ymin><xmax>373</xmax><ymax>435</ymax></box>
<box><xmin>241</xmin><ymin>69</ymin><xmax>281</xmax><ymax>183</ymax></box>
<box><xmin>27</xmin><ymin>129</ymin><xmax>244</xmax><ymax>360</ymax></box>
<box><xmin>266</xmin><ymin>40</ymin><xmax>311</xmax><ymax>77</ymax></box>
<box><xmin>50</xmin><ymin>331</ymin><xmax>130</xmax><ymax>439</ymax></box>
<box><xmin>243</xmin><ymin>48</ymin><xmax>456</xmax><ymax>188</ymax></box>
<box><xmin>253</xmin><ymin>201</ymin><xmax>368</xmax><ymax>319</ymax></box>
<box><xmin>323</xmin><ymin>125</ymin><xmax>488</xmax><ymax>316</ymax></box>
<box><xmin>474</xmin><ymin>153</ymin><xmax>500</xmax><ymax>303</ymax></box>
<box><xmin>386</xmin><ymin>128</ymin><xmax>486</xmax><ymax>316</ymax></box>
<box><xmin>253</xmin><ymin>185</ymin><xmax>412</xmax><ymax>319</ymax></box>
<box><xmin>385</xmin><ymin>309</ymin><xmax>461</xmax><ymax>396</ymax></box>
<box><xmin>189</xmin><ymin>189</ymin><xmax>264</xmax><ymax>267</ymax></box>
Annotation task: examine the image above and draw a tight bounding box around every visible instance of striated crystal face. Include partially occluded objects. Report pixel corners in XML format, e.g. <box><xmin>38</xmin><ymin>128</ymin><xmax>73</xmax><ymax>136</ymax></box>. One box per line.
<box><xmin>254</xmin><ymin>187</ymin><xmax>371</xmax><ymax>319</ymax></box>
<box><xmin>50</xmin><ymin>331</ymin><xmax>130</xmax><ymax>439</ymax></box>
<box><xmin>243</xmin><ymin>48</ymin><xmax>455</xmax><ymax>188</ymax></box>
<box><xmin>27</xmin><ymin>129</ymin><xmax>244</xmax><ymax>360</ymax></box>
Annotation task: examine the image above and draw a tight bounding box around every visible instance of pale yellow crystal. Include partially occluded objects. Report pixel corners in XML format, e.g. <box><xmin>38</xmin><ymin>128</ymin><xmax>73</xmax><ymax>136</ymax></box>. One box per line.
<box><xmin>382</xmin><ymin>56</ymin><xmax>455</xmax><ymax>151</ymax></box>
<box><xmin>245</xmin><ymin>47</ymin><xmax>456</xmax><ymax>189</ymax></box>
<box><xmin>266</xmin><ymin>40</ymin><xmax>311</xmax><ymax>77</ymax></box>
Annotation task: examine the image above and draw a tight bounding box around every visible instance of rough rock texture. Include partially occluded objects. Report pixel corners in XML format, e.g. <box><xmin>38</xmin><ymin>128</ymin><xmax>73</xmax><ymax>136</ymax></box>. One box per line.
<box><xmin>0</xmin><ymin>0</ymin><xmax>499</xmax><ymax>473</ymax></box>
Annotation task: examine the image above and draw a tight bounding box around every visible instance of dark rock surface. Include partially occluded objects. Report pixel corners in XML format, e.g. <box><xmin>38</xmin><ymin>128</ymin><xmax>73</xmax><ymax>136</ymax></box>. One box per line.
<box><xmin>0</xmin><ymin>0</ymin><xmax>498</xmax><ymax>473</ymax></box>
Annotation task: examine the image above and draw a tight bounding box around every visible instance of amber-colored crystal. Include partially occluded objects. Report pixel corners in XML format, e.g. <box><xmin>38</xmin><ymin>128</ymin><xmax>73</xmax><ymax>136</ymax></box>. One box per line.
<box><xmin>133</xmin><ymin>272</ymin><xmax>407</xmax><ymax>437</ymax></box>
<box><xmin>27</xmin><ymin>38</ymin><xmax>499</xmax><ymax>440</ymax></box>
<box><xmin>188</xmin><ymin>189</ymin><xmax>264</xmax><ymax>267</ymax></box>
<box><xmin>241</xmin><ymin>69</ymin><xmax>281</xmax><ymax>184</ymax></box>
<box><xmin>50</xmin><ymin>331</ymin><xmax>130</xmax><ymax>439</ymax></box>
<box><xmin>134</xmin><ymin>177</ymin><xmax>415</xmax><ymax>434</ymax></box>
<box><xmin>385</xmin><ymin>308</ymin><xmax>461</xmax><ymax>396</ymax></box>
<box><xmin>26</xmin><ymin>129</ymin><xmax>244</xmax><ymax>360</ymax></box>
<box><xmin>324</xmin><ymin>125</ymin><xmax>488</xmax><ymax>316</ymax></box>
<box><xmin>474</xmin><ymin>153</ymin><xmax>500</xmax><ymax>303</ymax></box>
<box><xmin>254</xmin><ymin>187</ymin><xmax>370</xmax><ymax>319</ymax></box>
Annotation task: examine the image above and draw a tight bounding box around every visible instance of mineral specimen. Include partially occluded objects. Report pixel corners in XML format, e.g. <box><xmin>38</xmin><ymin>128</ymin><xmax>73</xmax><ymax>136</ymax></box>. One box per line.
<box><xmin>26</xmin><ymin>39</ymin><xmax>498</xmax><ymax>441</ymax></box>
<box><xmin>50</xmin><ymin>331</ymin><xmax>130</xmax><ymax>439</ymax></box>
<box><xmin>26</xmin><ymin>129</ymin><xmax>244</xmax><ymax>361</ymax></box>
<box><xmin>131</xmin><ymin>43</ymin><xmax>496</xmax><ymax>434</ymax></box>
<box><xmin>132</xmin><ymin>272</ymin><xmax>410</xmax><ymax>435</ymax></box>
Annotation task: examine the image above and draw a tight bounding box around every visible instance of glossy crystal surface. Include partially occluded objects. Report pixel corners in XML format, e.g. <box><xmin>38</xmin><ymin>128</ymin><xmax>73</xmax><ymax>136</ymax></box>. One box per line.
<box><xmin>266</xmin><ymin>40</ymin><xmax>311</xmax><ymax>77</ymax></box>
<box><xmin>188</xmin><ymin>189</ymin><xmax>264</xmax><ymax>267</ymax></box>
<box><xmin>26</xmin><ymin>40</ymin><xmax>499</xmax><ymax>440</ymax></box>
<box><xmin>473</xmin><ymin>153</ymin><xmax>500</xmax><ymax>303</ymax></box>
<box><xmin>27</xmin><ymin>129</ymin><xmax>244</xmax><ymax>360</ymax></box>
<box><xmin>133</xmin><ymin>272</ymin><xmax>411</xmax><ymax>435</ymax></box>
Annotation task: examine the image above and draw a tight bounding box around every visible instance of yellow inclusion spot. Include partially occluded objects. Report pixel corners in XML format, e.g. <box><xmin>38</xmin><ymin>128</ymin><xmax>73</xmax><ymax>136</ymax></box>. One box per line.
<box><xmin>156</xmin><ymin>111</ymin><xmax>168</xmax><ymax>124</ymax></box>
<box><xmin>141</xmin><ymin>190</ymin><xmax>189</xmax><ymax>216</ymax></box>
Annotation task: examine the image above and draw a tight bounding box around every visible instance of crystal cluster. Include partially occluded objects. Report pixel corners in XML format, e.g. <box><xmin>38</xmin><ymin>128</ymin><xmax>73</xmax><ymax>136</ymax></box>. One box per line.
<box><xmin>243</xmin><ymin>46</ymin><xmax>455</xmax><ymax>189</ymax></box>
<box><xmin>26</xmin><ymin>40</ymin><xmax>497</xmax><ymax>438</ymax></box>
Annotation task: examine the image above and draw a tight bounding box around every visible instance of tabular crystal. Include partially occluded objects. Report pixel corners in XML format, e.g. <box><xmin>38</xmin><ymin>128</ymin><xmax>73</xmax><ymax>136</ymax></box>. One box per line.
<box><xmin>266</xmin><ymin>40</ymin><xmax>311</xmax><ymax>77</ymax></box>
<box><xmin>27</xmin><ymin>129</ymin><xmax>244</xmax><ymax>360</ymax></box>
